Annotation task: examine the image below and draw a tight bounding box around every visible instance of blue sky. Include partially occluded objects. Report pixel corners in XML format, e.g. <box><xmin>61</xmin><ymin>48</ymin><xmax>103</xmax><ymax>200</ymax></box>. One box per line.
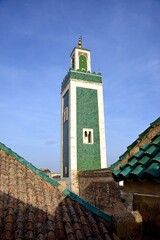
<box><xmin>0</xmin><ymin>0</ymin><xmax>159</xmax><ymax>172</ymax></box>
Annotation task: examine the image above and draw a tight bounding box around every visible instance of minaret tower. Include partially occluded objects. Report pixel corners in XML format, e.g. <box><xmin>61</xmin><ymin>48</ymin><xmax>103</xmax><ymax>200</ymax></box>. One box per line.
<box><xmin>61</xmin><ymin>38</ymin><xmax>107</xmax><ymax>192</ymax></box>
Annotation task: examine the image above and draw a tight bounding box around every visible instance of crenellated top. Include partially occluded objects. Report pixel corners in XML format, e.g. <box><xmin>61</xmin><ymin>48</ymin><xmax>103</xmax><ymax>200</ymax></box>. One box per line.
<box><xmin>61</xmin><ymin>69</ymin><xmax>102</xmax><ymax>91</ymax></box>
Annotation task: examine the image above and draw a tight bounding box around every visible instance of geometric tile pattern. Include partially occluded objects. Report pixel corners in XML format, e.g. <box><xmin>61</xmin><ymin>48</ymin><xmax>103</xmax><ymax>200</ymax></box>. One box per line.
<box><xmin>113</xmin><ymin>134</ymin><xmax>160</xmax><ymax>183</ymax></box>
<box><xmin>0</xmin><ymin>143</ymin><xmax>117</xmax><ymax>239</ymax></box>
<box><xmin>77</xmin><ymin>87</ymin><xmax>101</xmax><ymax>171</ymax></box>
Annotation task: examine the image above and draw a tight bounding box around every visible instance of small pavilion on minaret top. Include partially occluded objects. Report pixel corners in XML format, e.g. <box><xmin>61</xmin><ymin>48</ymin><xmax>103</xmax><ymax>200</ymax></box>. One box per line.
<box><xmin>60</xmin><ymin>38</ymin><xmax>107</xmax><ymax>192</ymax></box>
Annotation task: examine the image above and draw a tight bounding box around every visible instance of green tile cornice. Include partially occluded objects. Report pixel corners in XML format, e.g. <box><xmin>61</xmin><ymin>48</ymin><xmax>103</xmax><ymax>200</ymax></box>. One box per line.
<box><xmin>76</xmin><ymin>87</ymin><xmax>101</xmax><ymax>171</ymax></box>
<box><xmin>61</xmin><ymin>70</ymin><xmax>102</xmax><ymax>91</ymax></box>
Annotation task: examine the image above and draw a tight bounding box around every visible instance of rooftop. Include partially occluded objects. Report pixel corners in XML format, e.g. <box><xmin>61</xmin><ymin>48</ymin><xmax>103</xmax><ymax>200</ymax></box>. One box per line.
<box><xmin>112</xmin><ymin>134</ymin><xmax>160</xmax><ymax>183</ymax></box>
<box><xmin>111</xmin><ymin>117</ymin><xmax>160</xmax><ymax>171</ymax></box>
<box><xmin>0</xmin><ymin>142</ymin><xmax>118</xmax><ymax>239</ymax></box>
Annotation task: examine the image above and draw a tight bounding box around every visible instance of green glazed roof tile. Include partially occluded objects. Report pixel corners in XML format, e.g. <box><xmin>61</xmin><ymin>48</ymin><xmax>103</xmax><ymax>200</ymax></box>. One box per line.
<box><xmin>145</xmin><ymin>162</ymin><xmax>160</xmax><ymax>178</ymax></box>
<box><xmin>119</xmin><ymin>150</ymin><xmax>128</xmax><ymax>161</ymax></box>
<box><xmin>140</xmin><ymin>143</ymin><xmax>151</xmax><ymax>151</ymax></box>
<box><xmin>139</xmin><ymin>127</ymin><xmax>151</xmax><ymax>139</ymax></box>
<box><xmin>150</xmin><ymin>117</ymin><xmax>160</xmax><ymax>127</ymax></box>
<box><xmin>110</xmin><ymin>160</ymin><xmax>121</xmax><ymax>170</ymax></box>
<box><xmin>128</xmin><ymin>157</ymin><xmax>138</xmax><ymax>167</ymax></box>
<box><xmin>134</xmin><ymin>150</ymin><xmax>144</xmax><ymax>158</ymax></box>
<box><xmin>113</xmin><ymin>134</ymin><xmax>160</xmax><ymax>182</ymax></box>
<box><xmin>131</xmin><ymin>164</ymin><xmax>146</xmax><ymax>178</ymax></box>
<box><xmin>139</xmin><ymin>155</ymin><xmax>151</xmax><ymax>166</ymax></box>
<box><xmin>113</xmin><ymin>168</ymin><xmax>122</xmax><ymax>176</ymax></box>
<box><xmin>127</xmin><ymin>140</ymin><xmax>138</xmax><ymax>151</ymax></box>
<box><xmin>111</xmin><ymin>117</ymin><xmax>160</xmax><ymax>172</ymax></box>
<box><xmin>112</xmin><ymin>169</ymin><xmax>122</xmax><ymax>181</ymax></box>
<box><xmin>145</xmin><ymin>145</ymin><xmax>159</xmax><ymax>156</ymax></box>
<box><xmin>120</xmin><ymin>163</ymin><xmax>128</xmax><ymax>170</ymax></box>
<box><xmin>120</xmin><ymin>166</ymin><xmax>133</xmax><ymax>178</ymax></box>
<box><xmin>153</xmin><ymin>152</ymin><xmax>160</xmax><ymax>162</ymax></box>
<box><xmin>152</xmin><ymin>135</ymin><xmax>160</xmax><ymax>145</ymax></box>
<box><xmin>111</xmin><ymin>151</ymin><xmax>129</xmax><ymax>170</ymax></box>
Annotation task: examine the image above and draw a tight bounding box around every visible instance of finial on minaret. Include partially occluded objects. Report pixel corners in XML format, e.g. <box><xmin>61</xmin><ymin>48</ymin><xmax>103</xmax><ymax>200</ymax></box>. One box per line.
<box><xmin>78</xmin><ymin>36</ymin><xmax>82</xmax><ymax>48</ymax></box>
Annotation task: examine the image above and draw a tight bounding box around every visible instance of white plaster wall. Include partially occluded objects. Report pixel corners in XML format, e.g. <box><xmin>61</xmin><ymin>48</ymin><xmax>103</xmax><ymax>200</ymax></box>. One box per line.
<box><xmin>69</xmin><ymin>81</ymin><xmax>77</xmax><ymax>171</ymax></box>
<box><xmin>97</xmin><ymin>86</ymin><xmax>107</xmax><ymax>168</ymax></box>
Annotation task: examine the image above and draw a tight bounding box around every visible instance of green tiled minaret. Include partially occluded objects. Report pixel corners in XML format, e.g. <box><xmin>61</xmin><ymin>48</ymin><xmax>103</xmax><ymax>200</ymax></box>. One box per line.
<box><xmin>60</xmin><ymin>38</ymin><xmax>107</xmax><ymax>192</ymax></box>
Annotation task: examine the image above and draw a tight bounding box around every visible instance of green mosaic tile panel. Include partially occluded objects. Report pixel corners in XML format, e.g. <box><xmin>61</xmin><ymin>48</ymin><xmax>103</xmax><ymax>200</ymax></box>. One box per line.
<box><xmin>70</xmin><ymin>71</ymin><xmax>102</xmax><ymax>83</ymax></box>
<box><xmin>76</xmin><ymin>87</ymin><xmax>100</xmax><ymax>171</ymax></box>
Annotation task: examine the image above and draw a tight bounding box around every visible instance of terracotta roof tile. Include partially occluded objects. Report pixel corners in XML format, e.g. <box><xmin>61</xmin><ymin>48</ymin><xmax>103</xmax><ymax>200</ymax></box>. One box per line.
<box><xmin>75</xmin><ymin>229</ymin><xmax>84</xmax><ymax>239</ymax></box>
<box><xmin>47</xmin><ymin>231</ymin><xmax>56</xmax><ymax>239</ymax></box>
<box><xmin>0</xmin><ymin>143</ymin><xmax>118</xmax><ymax>239</ymax></box>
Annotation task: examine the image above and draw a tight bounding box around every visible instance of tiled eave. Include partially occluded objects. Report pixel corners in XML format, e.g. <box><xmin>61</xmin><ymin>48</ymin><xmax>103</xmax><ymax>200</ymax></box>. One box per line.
<box><xmin>112</xmin><ymin>134</ymin><xmax>160</xmax><ymax>183</ymax></box>
<box><xmin>111</xmin><ymin>117</ymin><xmax>160</xmax><ymax>171</ymax></box>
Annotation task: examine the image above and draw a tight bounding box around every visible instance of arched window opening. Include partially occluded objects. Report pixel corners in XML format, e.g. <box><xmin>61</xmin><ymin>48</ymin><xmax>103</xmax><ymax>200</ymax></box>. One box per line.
<box><xmin>83</xmin><ymin>128</ymin><xmax>94</xmax><ymax>144</ymax></box>
<box><xmin>79</xmin><ymin>55</ymin><xmax>87</xmax><ymax>71</ymax></box>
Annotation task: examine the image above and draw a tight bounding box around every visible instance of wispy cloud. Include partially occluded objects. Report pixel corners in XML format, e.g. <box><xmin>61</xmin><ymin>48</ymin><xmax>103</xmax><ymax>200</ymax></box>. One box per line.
<box><xmin>45</xmin><ymin>140</ymin><xmax>57</xmax><ymax>145</ymax></box>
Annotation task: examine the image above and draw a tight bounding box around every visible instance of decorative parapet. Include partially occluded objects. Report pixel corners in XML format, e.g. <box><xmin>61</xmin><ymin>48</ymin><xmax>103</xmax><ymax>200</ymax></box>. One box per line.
<box><xmin>112</xmin><ymin>211</ymin><xmax>142</xmax><ymax>239</ymax></box>
<box><xmin>61</xmin><ymin>69</ymin><xmax>102</xmax><ymax>91</ymax></box>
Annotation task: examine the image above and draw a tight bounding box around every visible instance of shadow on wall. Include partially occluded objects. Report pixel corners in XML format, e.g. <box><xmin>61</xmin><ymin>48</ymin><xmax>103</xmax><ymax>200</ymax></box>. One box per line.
<box><xmin>80</xmin><ymin>181</ymin><xmax>127</xmax><ymax>215</ymax></box>
<box><xmin>133</xmin><ymin>194</ymin><xmax>160</xmax><ymax>239</ymax></box>
<box><xmin>0</xmin><ymin>191</ymin><xmax>62</xmax><ymax>239</ymax></box>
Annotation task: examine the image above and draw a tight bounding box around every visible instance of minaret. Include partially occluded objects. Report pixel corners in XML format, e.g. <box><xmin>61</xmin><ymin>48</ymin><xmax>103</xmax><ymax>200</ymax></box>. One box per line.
<box><xmin>60</xmin><ymin>38</ymin><xmax>107</xmax><ymax>193</ymax></box>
